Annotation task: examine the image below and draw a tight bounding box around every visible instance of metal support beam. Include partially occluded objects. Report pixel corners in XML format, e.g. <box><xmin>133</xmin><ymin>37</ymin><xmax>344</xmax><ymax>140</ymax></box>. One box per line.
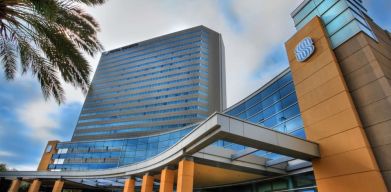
<box><xmin>215</xmin><ymin>115</ymin><xmax>320</xmax><ymax>160</ymax></box>
<box><xmin>194</xmin><ymin>145</ymin><xmax>285</xmax><ymax>175</ymax></box>
<box><xmin>231</xmin><ymin>147</ymin><xmax>259</xmax><ymax>160</ymax></box>
<box><xmin>266</xmin><ymin>156</ymin><xmax>294</xmax><ymax>167</ymax></box>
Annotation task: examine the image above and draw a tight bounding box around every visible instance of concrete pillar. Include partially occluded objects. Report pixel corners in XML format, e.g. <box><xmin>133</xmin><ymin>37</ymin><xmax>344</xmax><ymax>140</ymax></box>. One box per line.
<box><xmin>159</xmin><ymin>168</ymin><xmax>175</xmax><ymax>192</ymax></box>
<box><xmin>28</xmin><ymin>179</ymin><xmax>41</xmax><ymax>192</ymax></box>
<box><xmin>176</xmin><ymin>159</ymin><xmax>194</xmax><ymax>192</ymax></box>
<box><xmin>123</xmin><ymin>177</ymin><xmax>135</xmax><ymax>192</ymax></box>
<box><xmin>52</xmin><ymin>179</ymin><xmax>64</xmax><ymax>192</ymax></box>
<box><xmin>141</xmin><ymin>173</ymin><xmax>154</xmax><ymax>192</ymax></box>
<box><xmin>8</xmin><ymin>178</ymin><xmax>21</xmax><ymax>192</ymax></box>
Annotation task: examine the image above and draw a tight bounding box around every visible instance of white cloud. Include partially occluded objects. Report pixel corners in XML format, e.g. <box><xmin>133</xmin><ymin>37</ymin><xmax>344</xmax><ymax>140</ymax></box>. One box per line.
<box><xmin>16</xmin><ymin>99</ymin><xmax>60</xmax><ymax>141</ymax></box>
<box><xmin>85</xmin><ymin>0</ymin><xmax>302</xmax><ymax>106</ymax></box>
<box><xmin>6</xmin><ymin>163</ymin><xmax>37</xmax><ymax>171</ymax></box>
<box><xmin>0</xmin><ymin>150</ymin><xmax>16</xmax><ymax>157</ymax></box>
<box><xmin>62</xmin><ymin>82</ymin><xmax>86</xmax><ymax>104</ymax></box>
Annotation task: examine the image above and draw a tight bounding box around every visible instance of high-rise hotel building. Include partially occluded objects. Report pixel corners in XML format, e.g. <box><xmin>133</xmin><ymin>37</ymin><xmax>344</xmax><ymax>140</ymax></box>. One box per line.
<box><xmin>75</xmin><ymin>26</ymin><xmax>226</xmax><ymax>141</ymax></box>
<box><xmin>47</xmin><ymin>26</ymin><xmax>226</xmax><ymax>170</ymax></box>
<box><xmin>1</xmin><ymin>0</ymin><xmax>391</xmax><ymax>192</ymax></box>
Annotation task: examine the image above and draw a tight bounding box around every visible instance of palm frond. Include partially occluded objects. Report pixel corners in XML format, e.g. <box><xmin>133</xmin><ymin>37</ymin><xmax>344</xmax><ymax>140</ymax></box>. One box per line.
<box><xmin>65</xmin><ymin>0</ymin><xmax>106</xmax><ymax>6</ymax></box>
<box><xmin>0</xmin><ymin>0</ymin><xmax>105</xmax><ymax>104</ymax></box>
<box><xmin>17</xmin><ymin>35</ymin><xmax>65</xmax><ymax>103</ymax></box>
<box><xmin>32</xmin><ymin>57</ymin><xmax>65</xmax><ymax>104</ymax></box>
<box><xmin>0</xmin><ymin>37</ymin><xmax>17</xmax><ymax>80</ymax></box>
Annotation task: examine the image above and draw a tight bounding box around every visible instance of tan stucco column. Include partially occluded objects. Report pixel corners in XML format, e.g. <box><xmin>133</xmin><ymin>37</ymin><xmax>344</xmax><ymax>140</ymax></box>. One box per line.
<box><xmin>52</xmin><ymin>179</ymin><xmax>64</xmax><ymax>192</ymax></box>
<box><xmin>159</xmin><ymin>168</ymin><xmax>175</xmax><ymax>192</ymax></box>
<box><xmin>28</xmin><ymin>179</ymin><xmax>41</xmax><ymax>192</ymax></box>
<box><xmin>285</xmin><ymin>16</ymin><xmax>387</xmax><ymax>191</ymax></box>
<box><xmin>8</xmin><ymin>178</ymin><xmax>21</xmax><ymax>192</ymax></box>
<box><xmin>176</xmin><ymin>159</ymin><xmax>194</xmax><ymax>192</ymax></box>
<box><xmin>141</xmin><ymin>173</ymin><xmax>154</xmax><ymax>192</ymax></box>
<box><xmin>123</xmin><ymin>177</ymin><xmax>136</xmax><ymax>192</ymax></box>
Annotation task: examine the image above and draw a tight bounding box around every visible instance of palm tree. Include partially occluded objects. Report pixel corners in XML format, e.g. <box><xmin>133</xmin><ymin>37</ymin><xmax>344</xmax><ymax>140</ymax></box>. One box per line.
<box><xmin>0</xmin><ymin>163</ymin><xmax>6</xmax><ymax>171</ymax></box>
<box><xmin>0</xmin><ymin>0</ymin><xmax>105</xmax><ymax>104</ymax></box>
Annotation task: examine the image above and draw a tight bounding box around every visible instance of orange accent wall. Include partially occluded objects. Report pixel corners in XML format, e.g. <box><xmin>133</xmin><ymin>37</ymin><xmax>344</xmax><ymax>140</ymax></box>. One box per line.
<box><xmin>285</xmin><ymin>17</ymin><xmax>387</xmax><ymax>192</ymax></box>
<box><xmin>37</xmin><ymin>140</ymin><xmax>59</xmax><ymax>171</ymax></box>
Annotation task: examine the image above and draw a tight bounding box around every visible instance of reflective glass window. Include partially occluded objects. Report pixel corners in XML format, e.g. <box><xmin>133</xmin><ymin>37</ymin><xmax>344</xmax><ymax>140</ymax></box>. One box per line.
<box><xmin>262</xmin><ymin>92</ymin><xmax>280</xmax><ymax>109</ymax></box>
<box><xmin>293</xmin><ymin>1</ymin><xmax>317</xmax><ymax>24</ymax></box>
<box><xmin>246</xmin><ymin>102</ymin><xmax>263</xmax><ymax>117</ymax></box>
<box><xmin>291</xmin><ymin>128</ymin><xmax>306</xmax><ymax>139</ymax></box>
<box><xmin>285</xmin><ymin>116</ymin><xmax>304</xmax><ymax>133</ymax></box>
<box><xmin>284</xmin><ymin>104</ymin><xmax>301</xmax><ymax>120</ymax></box>
<box><xmin>261</xmin><ymin>82</ymin><xmax>279</xmax><ymax>99</ymax></box>
<box><xmin>263</xmin><ymin>102</ymin><xmax>283</xmax><ymax>119</ymax></box>
<box><xmin>245</xmin><ymin>92</ymin><xmax>262</xmax><ymax>108</ymax></box>
<box><xmin>281</xmin><ymin>93</ymin><xmax>297</xmax><ymax>108</ymax></box>
<box><xmin>279</xmin><ymin>82</ymin><xmax>295</xmax><ymax>97</ymax></box>
<box><xmin>326</xmin><ymin>9</ymin><xmax>354</xmax><ymax>36</ymax></box>
<box><xmin>317</xmin><ymin>0</ymin><xmax>339</xmax><ymax>15</ymax></box>
<box><xmin>277</xmin><ymin>72</ymin><xmax>292</xmax><ymax>87</ymax></box>
<box><xmin>248</xmin><ymin>112</ymin><xmax>264</xmax><ymax>123</ymax></box>
<box><xmin>321</xmin><ymin>0</ymin><xmax>348</xmax><ymax>24</ymax></box>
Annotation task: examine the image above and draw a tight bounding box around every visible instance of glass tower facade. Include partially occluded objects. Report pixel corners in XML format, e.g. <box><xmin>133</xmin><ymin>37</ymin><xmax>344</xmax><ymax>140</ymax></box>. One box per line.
<box><xmin>49</xmin><ymin>26</ymin><xmax>226</xmax><ymax>171</ymax></box>
<box><xmin>292</xmin><ymin>0</ymin><xmax>377</xmax><ymax>48</ymax></box>
<box><xmin>73</xmin><ymin>26</ymin><xmax>226</xmax><ymax>141</ymax></box>
<box><xmin>219</xmin><ymin>69</ymin><xmax>305</xmax><ymax>160</ymax></box>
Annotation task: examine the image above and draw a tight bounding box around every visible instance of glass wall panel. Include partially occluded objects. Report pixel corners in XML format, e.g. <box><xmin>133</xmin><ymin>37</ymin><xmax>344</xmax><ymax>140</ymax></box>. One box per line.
<box><xmin>223</xmin><ymin>70</ymin><xmax>305</xmax><ymax>160</ymax></box>
<box><xmin>197</xmin><ymin>172</ymin><xmax>317</xmax><ymax>192</ymax></box>
<box><xmin>50</xmin><ymin>125</ymin><xmax>195</xmax><ymax>171</ymax></box>
<box><xmin>292</xmin><ymin>0</ymin><xmax>377</xmax><ymax>49</ymax></box>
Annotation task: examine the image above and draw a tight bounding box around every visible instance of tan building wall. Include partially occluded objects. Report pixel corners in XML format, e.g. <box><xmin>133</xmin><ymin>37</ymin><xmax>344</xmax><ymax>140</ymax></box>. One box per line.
<box><xmin>333</xmin><ymin>16</ymin><xmax>391</xmax><ymax>189</ymax></box>
<box><xmin>285</xmin><ymin>17</ymin><xmax>387</xmax><ymax>191</ymax></box>
<box><xmin>37</xmin><ymin>140</ymin><xmax>59</xmax><ymax>171</ymax></box>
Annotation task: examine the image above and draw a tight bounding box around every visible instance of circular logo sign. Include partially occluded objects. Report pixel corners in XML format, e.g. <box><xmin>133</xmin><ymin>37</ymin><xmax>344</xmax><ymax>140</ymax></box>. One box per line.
<box><xmin>295</xmin><ymin>37</ymin><xmax>315</xmax><ymax>62</ymax></box>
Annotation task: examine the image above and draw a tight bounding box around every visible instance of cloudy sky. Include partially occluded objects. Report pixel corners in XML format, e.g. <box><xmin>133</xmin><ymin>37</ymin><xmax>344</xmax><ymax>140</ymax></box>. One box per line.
<box><xmin>0</xmin><ymin>0</ymin><xmax>390</xmax><ymax>170</ymax></box>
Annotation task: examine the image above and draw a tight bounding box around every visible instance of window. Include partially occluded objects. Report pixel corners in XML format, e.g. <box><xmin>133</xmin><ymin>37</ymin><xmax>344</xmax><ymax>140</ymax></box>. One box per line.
<box><xmin>45</xmin><ymin>145</ymin><xmax>53</xmax><ymax>153</ymax></box>
<box><xmin>58</xmin><ymin>148</ymin><xmax>68</xmax><ymax>154</ymax></box>
<box><xmin>293</xmin><ymin>172</ymin><xmax>317</xmax><ymax>188</ymax></box>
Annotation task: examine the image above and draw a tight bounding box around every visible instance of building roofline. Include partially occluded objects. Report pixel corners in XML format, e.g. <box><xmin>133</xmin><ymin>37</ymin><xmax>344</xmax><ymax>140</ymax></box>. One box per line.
<box><xmin>291</xmin><ymin>0</ymin><xmax>368</xmax><ymax>18</ymax></box>
<box><xmin>291</xmin><ymin>0</ymin><xmax>311</xmax><ymax>17</ymax></box>
<box><xmin>103</xmin><ymin>25</ymin><xmax>220</xmax><ymax>55</ymax></box>
<box><xmin>224</xmin><ymin>67</ymin><xmax>291</xmax><ymax>113</ymax></box>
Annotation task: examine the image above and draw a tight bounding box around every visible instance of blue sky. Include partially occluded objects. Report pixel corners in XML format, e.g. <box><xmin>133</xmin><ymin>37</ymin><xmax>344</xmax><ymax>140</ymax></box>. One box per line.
<box><xmin>0</xmin><ymin>0</ymin><xmax>390</xmax><ymax>170</ymax></box>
